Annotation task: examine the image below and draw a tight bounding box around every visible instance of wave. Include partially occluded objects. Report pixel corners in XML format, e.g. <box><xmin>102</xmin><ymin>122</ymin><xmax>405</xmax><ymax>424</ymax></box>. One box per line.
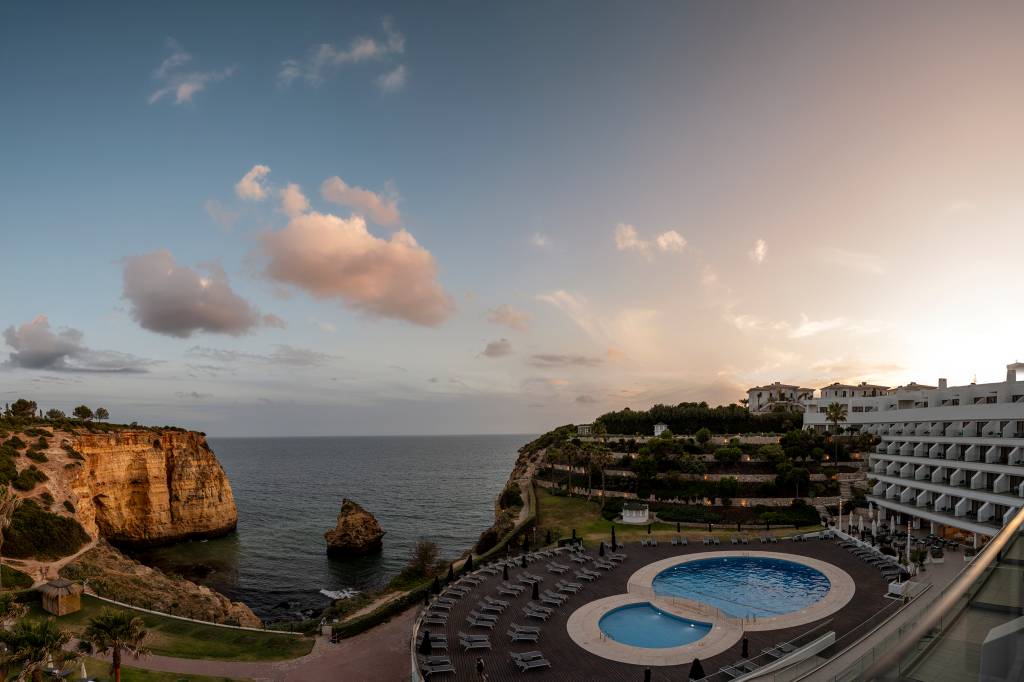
<box><xmin>320</xmin><ymin>588</ymin><xmax>359</xmax><ymax>600</ymax></box>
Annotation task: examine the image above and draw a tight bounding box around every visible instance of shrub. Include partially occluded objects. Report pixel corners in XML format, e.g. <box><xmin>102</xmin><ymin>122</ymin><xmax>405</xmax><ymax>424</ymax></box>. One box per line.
<box><xmin>63</xmin><ymin>500</ymin><xmax>76</xmax><ymax>514</ymax></box>
<box><xmin>4</xmin><ymin>436</ymin><xmax>25</xmax><ymax>450</ymax></box>
<box><xmin>4</xmin><ymin>499</ymin><xmax>90</xmax><ymax>560</ymax></box>
<box><xmin>62</xmin><ymin>444</ymin><xmax>85</xmax><ymax>460</ymax></box>
<box><xmin>40</xmin><ymin>491</ymin><xmax>55</xmax><ymax>507</ymax></box>
<box><xmin>26</xmin><ymin>450</ymin><xmax>48</xmax><ymax>463</ymax></box>
<box><xmin>498</xmin><ymin>485</ymin><xmax>523</xmax><ymax>509</ymax></box>
<box><xmin>12</xmin><ymin>466</ymin><xmax>48</xmax><ymax>492</ymax></box>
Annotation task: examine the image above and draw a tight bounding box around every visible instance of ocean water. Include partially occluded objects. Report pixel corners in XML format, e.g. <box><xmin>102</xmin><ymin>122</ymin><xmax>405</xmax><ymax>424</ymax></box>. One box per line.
<box><xmin>128</xmin><ymin>435</ymin><xmax>527</xmax><ymax>621</ymax></box>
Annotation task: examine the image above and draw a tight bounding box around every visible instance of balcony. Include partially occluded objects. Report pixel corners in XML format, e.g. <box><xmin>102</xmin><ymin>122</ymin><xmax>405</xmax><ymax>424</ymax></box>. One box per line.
<box><xmin>954</xmin><ymin>497</ymin><xmax>970</xmax><ymax>517</ymax></box>
<box><xmin>876</xmin><ymin>443</ymin><xmax>887</xmax><ymax>454</ymax></box>
<box><xmin>900</xmin><ymin>487</ymin><xmax>915</xmax><ymax>503</ymax></box>
<box><xmin>984</xmin><ymin>445</ymin><xmax>1000</xmax><ymax>464</ymax></box>
<box><xmin>913</xmin><ymin>442</ymin><xmax>928</xmax><ymax>457</ymax></box>
<box><xmin>964</xmin><ymin>444</ymin><xmax>981</xmax><ymax>462</ymax></box>
<box><xmin>915</xmin><ymin>465</ymin><xmax>929</xmax><ymax>480</ymax></box>
<box><xmin>900</xmin><ymin>442</ymin><xmax>915</xmax><ymax>456</ymax></box>
<box><xmin>886</xmin><ymin>484</ymin><xmax>899</xmax><ymax>500</ymax></box>
<box><xmin>993</xmin><ymin>473</ymin><xmax>1010</xmax><ymax>494</ymax></box>
<box><xmin>1010</xmin><ymin>446</ymin><xmax>1023</xmax><ymax>466</ymax></box>
<box><xmin>929</xmin><ymin>443</ymin><xmax>945</xmax><ymax>459</ymax></box>
<box><xmin>931</xmin><ymin>466</ymin><xmax>945</xmax><ymax>484</ymax></box>
<box><xmin>872</xmin><ymin>481</ymin><xmax>886</xmax><ymax>496</ymax></box>
<box><xmin>950</xmin><ymin>469</ymin><xmax>966</xmax><ymax>487</ymax></box>
<box><xmin>899</xmin><ymin>462</ymin><xmax>915</xmax><ymax>478</ymax></box>
<box><xmin>945</xmin><ymin>444</ymin><xmax>961</xmax><ymax>461</ymax></box>
<box><xmin>873</xmin><ymin>461</ymin><xmax>886</xmax><ymax>474</ymax></box>
<box><xmin>887</xmin><ymin>442</ymin><xmax>900</xmax><ymax>455</ymax></box>
<box><xmin>916</xmin><ymin>490</ymin><xmax>932</xmax><ymax>507</ymax></box>
<box><xmin>977</xmin><ymin>502</ymin><xmax>995</xmax><ymax>523</ymax></box>
<box><xmin>886</xmin><ymin>461</ymin><xmax>900</xmax><ymax>476</ymax></box>
<box><xmin>970</xmin><ymin>470</ymin><xmax>987</xmax><ymax>490</ymax></box>
<box><xmin>934</xmin><ymin>493</ymin><xmax>950</xmax><ymax>512</ymax></box>
<box><xmin>1003</xmin><ymin>507</ymin><xmax>1019</xmax><ymax>525</ymax></box>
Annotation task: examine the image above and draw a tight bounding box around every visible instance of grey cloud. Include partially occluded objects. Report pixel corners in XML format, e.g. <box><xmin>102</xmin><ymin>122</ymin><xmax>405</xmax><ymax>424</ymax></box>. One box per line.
<box><xmin>3</xmin><ymin>315</ymin><xmax>151</xmax><ymax>373</ymax></box>
<box><xmin>480</xmin><ymin>338</ymin><xmax>513</xmax><ymax>358</ymax></box>
<box><xmin>529</xmin><ymin>354</ymin><xmax>603</xmax><ymax>368</ymax></box>
<box><xmin>186</xmin><ymin>344</ymin><xmax>337</xmax><ymax>368</ymax></box>
<box><xmin>575</xmin><ymin>394</ymin><xmax>598</xmax><ymax>404</ymax></box>
<box><xmin>123</xmin><ymin>251</ymin><xmax>283</xmax><ymax>338</ymax></box>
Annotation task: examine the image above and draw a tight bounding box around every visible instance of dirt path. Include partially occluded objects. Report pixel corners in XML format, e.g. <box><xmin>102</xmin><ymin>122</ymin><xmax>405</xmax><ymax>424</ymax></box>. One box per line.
<box><xmin>79</xmin><ymin>605</ymin><xmax>418</xmax><ymax>682</ymax></box>
<box><xmin>6</xmin><ymin>537</ymin><xmax>98</xmax><ymax>587</ymax></box>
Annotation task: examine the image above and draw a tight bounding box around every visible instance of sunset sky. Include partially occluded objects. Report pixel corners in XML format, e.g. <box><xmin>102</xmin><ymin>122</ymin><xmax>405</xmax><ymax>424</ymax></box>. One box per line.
<box><xmin>3</xmin><ymin>1</ymin><xmax>1024</xmax><ymax>435</ymax></box>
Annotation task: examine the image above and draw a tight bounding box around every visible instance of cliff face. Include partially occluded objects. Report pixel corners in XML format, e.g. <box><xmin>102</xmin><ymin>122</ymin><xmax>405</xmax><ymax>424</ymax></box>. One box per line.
<box><xmin>64</xmin><ymin>429</ymin><xmax>237</xmax><ymax>545</ymax></box>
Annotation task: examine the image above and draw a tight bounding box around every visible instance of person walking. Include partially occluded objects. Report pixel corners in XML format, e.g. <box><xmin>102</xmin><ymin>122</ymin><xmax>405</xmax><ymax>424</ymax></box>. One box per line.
<box><xmin>476</xmin><ymin>656</ymin><xmax>487</xmax><ymax>680</ymax></box>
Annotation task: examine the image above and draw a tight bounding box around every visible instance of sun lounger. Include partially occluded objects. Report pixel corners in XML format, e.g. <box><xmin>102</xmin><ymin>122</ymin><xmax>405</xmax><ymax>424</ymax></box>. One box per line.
<box><xmin>421</xmin><ymin>662</ymin><xmax>456</xmax><ymax>677</ymax></box>
<box><xmin>713</xmin><ymin>537</ymin><xmax>721</xmax><ymax>545</ymax></box>
<box><xmin>719</xmin><ymin>665</ymin><xmax>742</xmax><ymax>679</ymax></box>
<box><xmin>650</xmin><ymin>538</ymin><xmax>659</xmax><ymax>547</ymax></box>
<box><xmin>731</xmin><ymin>536</ymin><xmax>739</xmax><ymax>545</ymax></box>
<box><xmin>511</xmin><ymin>650</ymin><xmax>545</xmax><ymax>662</ymax></box>
<box><xmin>770</xmin><ymin>536</ymin><xmax>779</xmax><ymax>544</ymax></box>
<box><xmin>459</xmin><ymin>637</ymin><xmax>491</xmax><ymax>651</ymax></box>
<box><xmin>516</xmin><ymin>658</ymin><xmax>551</xmax><ymax>672</ymax></box>
<box><xmin>522</xmin><ymin>607</ymin><xmax>549</xmax><ymax>621</ymax></box>
<box><xmin>431</xmin><ymin>602</ymin><xmax>453</xmax><ymax>611</ymax></box>
<box><xmin>424</xmin><ymin>616</ymin><xmax>447</xmax><ymax>626</ymax></box>
<box><xmin>437</xmin><ymin>597</ymin><xmax>458</xmax><ymax>606</ymax></box>
<box><xmin>458</xmin><ymin>631</ymin><xmax>489</xmax><ymax>641</ymax></box>
<box><xmin>575</xmin><ymin>571</ymin><xmax>596</xmax><ymax>582</ymax></box>
<box><xmin>478</xmin><ymin>601</ymin><xmax>503</xmax><ymax>614</ymax></box>
<box><xmin>500</xmin><ymin>581</ymin><xmax>525</xmax><ymax>594</ymax></box>
<box><xmin>498</xmin><ymin>585</ymin><xmax>521</xmax><ymax>597</ymax></box>
<box><xmin>556</xmin><ymin>582</ymin><xmax>581</xmax><ymax>594</ymax></box>
<box><xmin>468</xmin><ymin>610</ymin><xmax>498</xmax><ymax>622</ymax></box>
<box><xmin>526</xmin><ymin>601</ymin><xmax>554</xmax><ymax>615</ymax></box>
<box><xmin>508</xmin><ymin>629</ymin><xmax>538</xmax><ymax>642</ymax></box>
<box><xmin>546</xmin><ymin>563</ymin><xmax>568</xmax><ymax>574</ymax></box>
<box><xmin>446</xmin><ymin>586</ymin><xmax>470</xmax><ymax>597</ymax></box>
<box><xmin>485</xmin><ymin>595</ymin><xmax>510</xmax><ymax>607</ymax></box>
<box><xmin>511</xmin><ymin>623</ymin><xmax>541</xmax><ymax>633</ymax></box>
<box><xmin>594</xmin><ymin>560</ymin><xmax>615</xmax><ymax>570</ymax></box>
<box><xmin>671</xmin><ymin>536</ymin><xmax>679</xmax><ymax>546</ymax></box>
<box><xmin>466</xmin><ymin>617</ymin><xmax>495</xmax><ymax>629</ymax></box>
<box><xmin>541</xmin><ymin>590</ymin><xmax>567</xmax><ymax>604</ymax></box>
<box><xmin>538</xmin><ymin>594</ymin><xmax>561</xmax><ymax>607</ymax></box>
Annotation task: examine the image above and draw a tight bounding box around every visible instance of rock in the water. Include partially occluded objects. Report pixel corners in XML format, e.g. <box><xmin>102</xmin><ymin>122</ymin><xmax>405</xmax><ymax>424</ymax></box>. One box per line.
<box><xmin>324</xmin><ymin>499</ymin><xmax>385</xmax><ymax>557</ymax></box>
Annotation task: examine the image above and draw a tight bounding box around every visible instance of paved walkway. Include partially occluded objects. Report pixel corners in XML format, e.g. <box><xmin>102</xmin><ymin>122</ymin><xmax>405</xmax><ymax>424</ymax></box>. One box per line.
<box><xmin>88</xmin><ymin>605</ymin><xmax>417</xmax><ymax>682</ymax></box>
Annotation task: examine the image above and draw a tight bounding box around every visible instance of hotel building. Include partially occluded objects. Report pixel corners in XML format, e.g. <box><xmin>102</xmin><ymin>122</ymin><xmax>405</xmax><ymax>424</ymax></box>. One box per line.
<box><xmin>803</xmin><ymin>363</ymin><xmax>1024</xmax><ymax>542</ymax></box>
<box><xmin>746</xmin><ymin>382</ymin><xmax>815</xmax><ymax>414</ymax></box>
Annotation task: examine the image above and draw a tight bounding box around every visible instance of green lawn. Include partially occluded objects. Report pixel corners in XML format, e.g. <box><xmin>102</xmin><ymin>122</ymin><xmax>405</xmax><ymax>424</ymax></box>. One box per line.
<box><xmin>534</xmin><ymin>487</ymin><xmax>820</xmax><ymax>545</ymax></box>
<box><xmin>0</xmin><ymin>565</ymin><xmax>33</xmax><ymax>590</ymax></box>
<box><xmin>83</xmin><ymin>658</ymin><xmax>244</xmax><ymax>682</ymax></box>
<box><xmin>27</xmin><ymin>595</ymin><xmax>312</xmax><ymax>662</ymax></box>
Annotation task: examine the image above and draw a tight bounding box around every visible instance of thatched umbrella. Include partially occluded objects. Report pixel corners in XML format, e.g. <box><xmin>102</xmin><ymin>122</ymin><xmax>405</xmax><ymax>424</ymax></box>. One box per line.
<box><xmin>502</xmin><ymin>564</ymin><xmax>509</xmax><ymax>581</ymax></box>
<box><xmin>531</xmin><ymin>581</ymin><xmax>540</xmax><ymax>601</ymax></box>
<box><xmin>689</xmin><ymin>657</ymin><xmax>706</xmax><ymax>679</ymax></box>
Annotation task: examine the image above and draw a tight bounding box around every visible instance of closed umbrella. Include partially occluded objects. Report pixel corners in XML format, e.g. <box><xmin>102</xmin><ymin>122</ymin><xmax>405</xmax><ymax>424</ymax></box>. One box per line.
<box><xmin>80</xmin><ymin>661</ymin><xmax>88</xmax><ymax>681</ymax></box>
<box><xmin>858</xmin><ymin>515</ymin><xmax>864</xmax><ymax>533</ymax></box>
<box><xmin>871</xmin><ymin>518</ymin><xmax>878</xmax><ymax>539</ymax></box>
<box><xmin>503</xmin><ymin>564</ymin><xmax>509</xmax><ymax>581</ymax></box>
<box><xmin>688</xmin><ymin>658</ymin><xmax>706</xmax><ymax>679</ymax></box>
<box><xmin>599</xmin><ymin>541</ymin><xmax>605</xmax><ymax>557</ymax></box>
<box><xmin>532</xmin><ymin>581</ymin><xmax>540</xmax><ymax>600</ymax></box>
<box><xmin>419</xmin><ymin>627</ymin><xmax>432</xmax><ymax>655</ymax></box>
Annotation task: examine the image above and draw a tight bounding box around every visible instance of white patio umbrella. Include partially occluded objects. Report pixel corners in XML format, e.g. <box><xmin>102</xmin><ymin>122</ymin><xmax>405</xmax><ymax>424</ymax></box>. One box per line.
<box><xmin>81</xmin><ymin>661</ymin><xmax>88</xmax><ymax>681</ymax></box>
<box><xmin>858</xmin><ymin>515</ymin><xmax>864</xmax><ymax>533</ymax></box>
<box><xmin>871</xmin><ymin>518</ymin><xmax>878</xmax><ymax>538</ymax></box>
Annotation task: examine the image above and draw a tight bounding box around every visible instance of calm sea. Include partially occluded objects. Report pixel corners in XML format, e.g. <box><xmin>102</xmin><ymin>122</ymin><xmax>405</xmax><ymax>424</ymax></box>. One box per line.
<box><xmin>129</xmin><ymin>435</ymin><xmax>528</xmax><ymax>621</ymax></box>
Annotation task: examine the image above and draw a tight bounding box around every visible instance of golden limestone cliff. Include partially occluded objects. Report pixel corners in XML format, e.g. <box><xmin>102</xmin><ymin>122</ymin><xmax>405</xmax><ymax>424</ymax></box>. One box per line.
<box><xmin>63</xmin><ymin>429</ymin><xmax>237</xmax><ymax>544</ymax></box>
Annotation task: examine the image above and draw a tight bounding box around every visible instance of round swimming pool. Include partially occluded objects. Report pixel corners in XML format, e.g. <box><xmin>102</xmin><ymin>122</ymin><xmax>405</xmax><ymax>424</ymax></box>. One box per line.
<box><xmin>598</xmin><ymin>602</ymin><xmax>711</xmax><ymax>648</ymax></box>
<box><xmin>652</xmin><ymin>556</ymin><xmax>831</xmax><ymax>619</ymax></box>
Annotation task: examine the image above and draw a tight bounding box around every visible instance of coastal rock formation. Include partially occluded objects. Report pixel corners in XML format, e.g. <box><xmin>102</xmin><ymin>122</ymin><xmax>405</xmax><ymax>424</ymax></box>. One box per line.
<box><xmin>324</xmin><ymin>499</ymin><xmax>385</xmax><ymax>556</ymax></box>
<box><xmin>61</xmin><ymin>541</ymin><xmax>261</xmax><ymax>627</ymax></box>
<box><xmin>63</xmin><ymin>429</ymin><xmax>238</xmax><ymax>545</ymax></box>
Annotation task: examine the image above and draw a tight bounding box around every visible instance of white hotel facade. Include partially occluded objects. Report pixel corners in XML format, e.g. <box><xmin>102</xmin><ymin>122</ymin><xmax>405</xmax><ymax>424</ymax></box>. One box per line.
<box><xmin>801</xmin><ymin>363</ymin><xmax>1024</xmax><ymax>541</ymax></box>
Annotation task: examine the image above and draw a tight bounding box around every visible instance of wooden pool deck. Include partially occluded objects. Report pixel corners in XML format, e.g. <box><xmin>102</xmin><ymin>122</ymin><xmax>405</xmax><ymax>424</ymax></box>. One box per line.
<box><xmin>416</xmin><ymin>537</ymin><xmax>894</xmax><ymax>681</ymax></box>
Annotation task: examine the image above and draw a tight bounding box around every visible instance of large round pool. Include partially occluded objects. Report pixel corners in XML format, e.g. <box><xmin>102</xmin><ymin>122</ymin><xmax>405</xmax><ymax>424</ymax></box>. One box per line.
<box><xmin>598</xmin><ymin>602</ymin><xmax>711</xmax><ymax>648</ymax></box>
<box><xmin>652</xmin><ymin>556</ymin><xmax>831</xmax><ymax>619</ymax></box>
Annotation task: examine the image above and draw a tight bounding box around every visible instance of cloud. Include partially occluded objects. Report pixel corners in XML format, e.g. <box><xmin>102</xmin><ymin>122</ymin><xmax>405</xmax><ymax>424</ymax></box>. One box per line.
<box><xmin>529</xmin><ymin>354</ymin><xmax>604</xmax><ymax>368</ymax></box>
<box><xmin>530</xmin><ymin>233</ymin><xmax>550</xmax><ymax>248</ymax></box>
<box><xmin>749</xmin><ymin>238</ymin><xmax>768</xmax><ymax>264</ymax></box>
<box><xmin>3</xmin><ymin>315</ymin><xmax>150</xmax><ymax>373</ymax></box>
<box><xmin>700</xmin><ymin>265</ymin><xmax>719</xmax><ymax>287</ymax></box>
<box><xmin>235</xmin><ymin>165</ymin><xmax>271</xmax><ymax>200</ymax></box>
<box><xmin>656</xmin><ymin>230</ymin><xmax>687</xmax><ymax>252</ymax></box>
<box><xmin>278</xmin><ymin>18</ymin><xmax>404</xmax><ymax>87</ymax></box>
<box><xmin>575</xmin><ymin>394</ymin><xmax>598</xmax><ymax>404</ymax></box>
<box><xmin>309</xmin><ymin>318</ymin><xmax>336</xmax><ymax>333</ymax></box>
<box><xmin>176</xmin><ymin>391</ymin><xmax>213</xmax><ymax>400</ymax></box>
<box><xmin>726</xmin><ymin>310</ymin><xmax>879</xmax><ymax>339</ymax></box>
<box><xmin>819</xmin><ymin>246</ymin><xmax>885</xmax><ymax>275</ymax></box>
<box><xmin>186</xmin><ymin>344</ymin><xmax>336</xmax><ymax>367</ymax></box>
<box><xmin>376</xmin><ymin>64</ymin><xmax>406</xmax><ymax>92</ymax></box>
<box><xmin>487</xmin><ymin>304</ymin><xmax>529</xmax><ymax>332</ymax></box>
<box><xmin>788</xmin><ymin>315</ymin><xmax>849</xmax><ymax>339</ymax></box>
<box><xmin>480</xmin><ymin>338</ymin><xmax>513</xmax><ymax>358</ymax></box>
<box><xmin>259</xmin><ymin>187</ymin><xmax>454</xmax><ymax>327</ymax></box>
<box><xmin>149</xmin><ymin>38</ymin><xmax>234</xmax><ymax>105</ymax></box>
<box><xmin>280</xmin><ymin>183</ymin><xmax>310</xmax><ymax>217</ymax></box>
<box><xmin>614</xmin><ymin>224</ymin><xmax>687</xmax><ymax>256</ymax></box>
<box><xmin>122</xmin><ymin>251</ymin><xmax>283</xmax><ymax>338</ymax></box>
<box><xmin>320</xmin><ymin>176</ymin><xmax>400</xmax><ymax>226</ymax></box>
<box><xmin>204</xmin><ymin>199</ymin><xmax>239</xmax><ymax>231</ymax></box>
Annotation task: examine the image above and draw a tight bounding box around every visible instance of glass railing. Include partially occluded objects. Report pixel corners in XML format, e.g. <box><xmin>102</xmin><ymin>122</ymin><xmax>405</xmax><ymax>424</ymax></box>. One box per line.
<box><xmin>826</xmin><ymin>505</ymin><xmax>1024</xmax><ymax>681</ymax></box>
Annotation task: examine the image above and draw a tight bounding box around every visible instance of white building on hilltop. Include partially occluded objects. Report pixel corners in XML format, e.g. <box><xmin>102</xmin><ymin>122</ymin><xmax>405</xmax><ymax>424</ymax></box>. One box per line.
<box><xmin>746</xmin><ymin>382</ymin><xmax>815</xmax><ymax>413</ymax></box>
<box><xmin>621</xmin><ymin>502</ymin><xmax>650</xmax><ymax>524</ymax></box>
<box><xmin>653</xmin><ymin>422</ymin><xmax>669</xmax><ymax>437</ymax></box>
<box><xmin>804</xmin><ymin>363</ymin><xmax>1024</xmax><ymax>543</ymax></box>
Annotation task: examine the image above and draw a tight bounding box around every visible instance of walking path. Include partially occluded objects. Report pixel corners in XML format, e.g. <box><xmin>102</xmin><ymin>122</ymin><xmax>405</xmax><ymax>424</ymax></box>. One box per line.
<box><xmin>84</xmin><ymin>605</ymin><xmax>417</xmax><ymax>682</ymax></box>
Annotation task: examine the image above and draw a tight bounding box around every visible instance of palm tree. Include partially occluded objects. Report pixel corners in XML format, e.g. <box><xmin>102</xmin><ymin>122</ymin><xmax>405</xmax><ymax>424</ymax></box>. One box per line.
<box><xmin>0</xmin><ymin>618</ymin><xmax>72</xmax><ymax>682</ymax></box>
<box><xmin>0</xmin><ymin>486</ymin><xmax>22</xmax><ymax>591</ymax></box>
<box><xmin>81</xmin><ymin>609</ymin><xmax>149</xmax><ymax>682</ymax></box>
<box><xmin>591</xmin><ymin>447</ymin><xmax>614</xmax><ymax>508</ymax></box>
<box><xmin>825</xmin><ymin>402</ymin><xmax>848</xmax><ymax>468</ymax></box>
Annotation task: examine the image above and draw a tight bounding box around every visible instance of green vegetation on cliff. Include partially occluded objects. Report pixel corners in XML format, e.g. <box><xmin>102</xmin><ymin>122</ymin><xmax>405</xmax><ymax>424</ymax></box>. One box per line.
<box><xmin>4</xmin><ymin>499</ymin><xmax>90</xmax><ymax>560</ymax></box>
<box><xmin>596</xmin><ymin>402</ymin><xmax>798</xmax><ymax>435</ymax></box>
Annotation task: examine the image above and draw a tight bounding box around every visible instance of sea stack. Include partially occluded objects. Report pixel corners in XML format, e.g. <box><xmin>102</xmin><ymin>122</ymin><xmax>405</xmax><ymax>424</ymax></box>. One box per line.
<box><xmin>324</xmin><ymin>499</ymin><xmax>385</xmax><ymax>557</ymax></box>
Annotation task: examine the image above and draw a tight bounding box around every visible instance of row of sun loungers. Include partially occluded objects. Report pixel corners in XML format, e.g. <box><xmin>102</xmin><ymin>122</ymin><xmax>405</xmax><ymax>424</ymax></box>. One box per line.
<box><xmin>640</xmin><ymin>537</ymin><xmax>659</xmax><ymax>547</ymax></box>
<box><xmin>730</xmin><ymin>535</ymin><xmax>750</xmax><ymax>545</ymax></box>
<box><xmin>703</xmin><ymin>536</ymin><xmax>722</xmax><ymax>545</ymax></box>
<box><xmin>759</xmin><ymin>535</ymin><xmax>780</xmax><ymax>544</ymax></box>
<box><xmin>418</xmin><ymin>654</ymin><xmax>456</xmax><ymax>678</ymax></box>
<box><xmin>670</xmin><ymin>535</ymin><xmax>688</xmax><ymax>546</ymax></box>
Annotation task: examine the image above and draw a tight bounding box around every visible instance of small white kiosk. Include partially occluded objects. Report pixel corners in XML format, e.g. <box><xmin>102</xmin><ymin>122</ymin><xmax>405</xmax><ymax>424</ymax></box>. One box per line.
<box><xmin>621</xmin><ymin>502</ymin><xmax>650</xmax><ymax>525</ymax></box>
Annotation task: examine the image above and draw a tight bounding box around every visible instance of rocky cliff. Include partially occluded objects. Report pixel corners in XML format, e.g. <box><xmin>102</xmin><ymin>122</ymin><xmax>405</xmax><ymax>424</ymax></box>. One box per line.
<box><xmin>59</xmin><ymin>429</ymin><xmax>238</xmax><ymax>545</ymax></box>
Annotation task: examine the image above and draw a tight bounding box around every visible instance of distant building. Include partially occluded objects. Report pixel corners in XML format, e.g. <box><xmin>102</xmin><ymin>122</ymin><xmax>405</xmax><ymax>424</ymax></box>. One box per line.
<box><xmin>653</xmin><ymin>422</ymin><xmax>669</xmax><ymax>437</ymax></box>
<box><xmin>576</xmin><ymin>423</ymin><xmax>592</xmax><ymax>436</ymax></box>
<box><xmin>746</xmin><ymin>382</ymin><xmax>815</xmax><ymax>413</ymax></box>
<box><xmin>820</xmin><ymin>381</ymin><xmax>890</xmax><ymax>400</ymax></box>
<box><xmin>621</xmin><ymin>502</ymin><xmax>650</xmax><ymax>524</ymax></box>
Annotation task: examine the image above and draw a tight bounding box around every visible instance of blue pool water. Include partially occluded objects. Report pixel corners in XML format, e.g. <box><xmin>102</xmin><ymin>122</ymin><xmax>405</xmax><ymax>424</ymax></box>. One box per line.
<box><xmin>653</xmin><ymin>557</ymin><xmax>831</xmax><ymax>619</ymax></box>
<box><xmin>598</xmin><ymin>603</ymin><xmax>711</xmax><ymax>648</ymax></box>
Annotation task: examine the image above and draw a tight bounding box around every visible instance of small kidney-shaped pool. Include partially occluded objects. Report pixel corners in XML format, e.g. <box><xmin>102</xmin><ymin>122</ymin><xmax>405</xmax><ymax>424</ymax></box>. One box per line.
<box><xmin>653</xmin><ymin>556</ymin><xmax>831</xmax><ymax>619</ymax></box>
<box><xmin>598</xmin><ymin>602</ymin><xmax>711</xmax><ymax>648</ymax></box>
